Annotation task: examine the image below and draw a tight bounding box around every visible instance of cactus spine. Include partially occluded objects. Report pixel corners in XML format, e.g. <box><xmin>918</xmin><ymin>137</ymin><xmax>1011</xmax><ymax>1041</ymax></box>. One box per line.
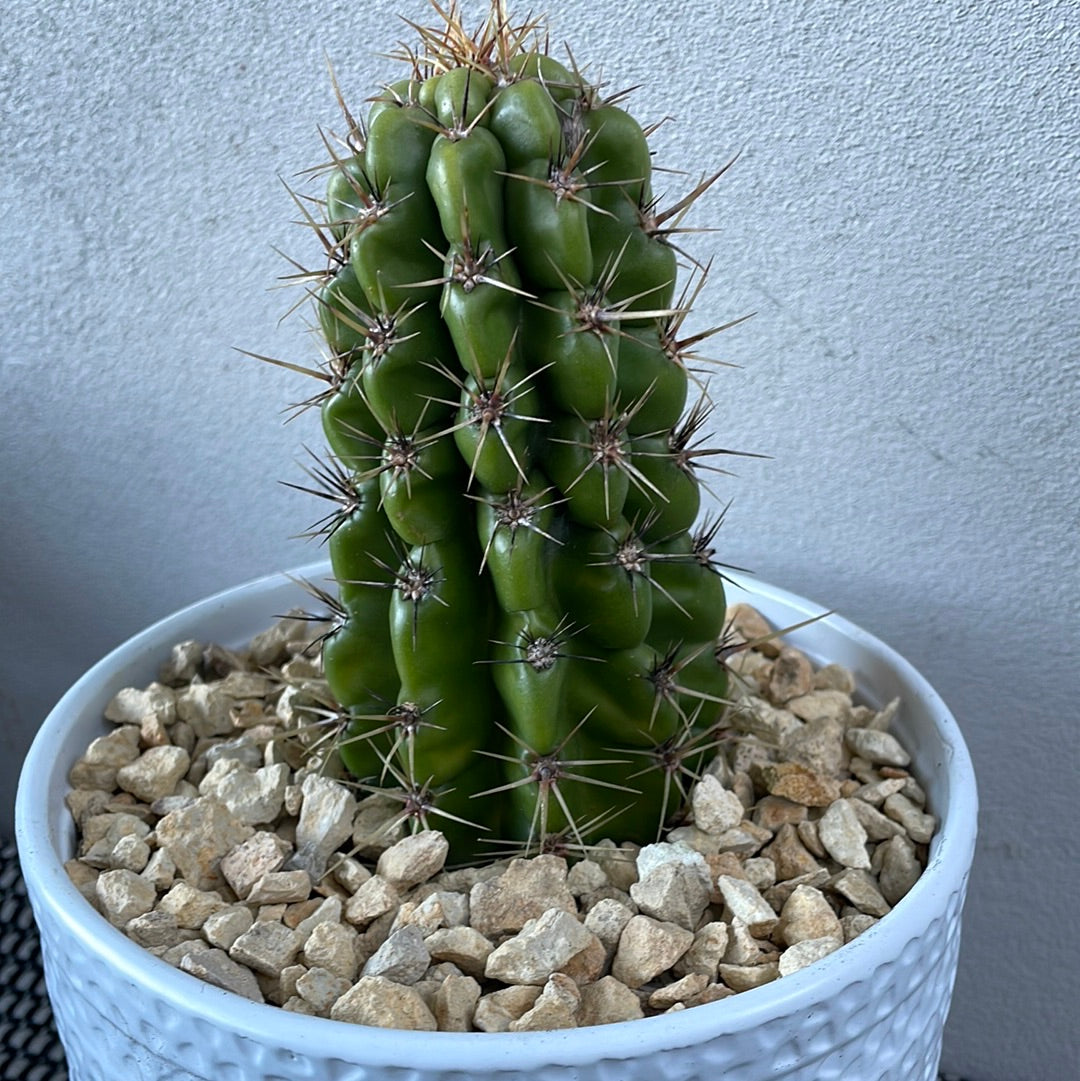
<box><xmin>294</xmin><ymin>1</ymin><xmax>741</xmax><ymax>859</ymax></box>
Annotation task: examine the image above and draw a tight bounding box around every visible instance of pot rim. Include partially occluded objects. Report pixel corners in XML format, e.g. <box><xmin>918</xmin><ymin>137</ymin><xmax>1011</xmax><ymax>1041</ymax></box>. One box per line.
<box><xmin>15</xmin><ymin>561</ymin><xmax>977</xmax><ymax>1069</ymax></box>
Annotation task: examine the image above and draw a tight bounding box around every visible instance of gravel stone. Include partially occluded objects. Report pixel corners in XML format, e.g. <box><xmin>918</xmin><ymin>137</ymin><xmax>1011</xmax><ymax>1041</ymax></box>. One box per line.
<box><xmin>331</xmin><ymin>975</ymin><xmax>438</xmax><ymax>1030</ymax></box>
<box><xmin>229</xmin><ymin>920</ymin><xmax>300</xmax><ymax>977</ymax></box>
<box><xmin>247</xmin><ymin>870</ymin><xmax>313</xmax><ymax>905</ymax></box>
<box><xmin>718</xmin><ymin>962</ymin><xmax>779</xmax><ymax>992</ymax></box>
<box><xmin>433</xmin><ymin>973</ymin><xmax>482</xmax><ymax>1031</ymax></box>
<box><xmin>673</xmin><ymin>921</ymin><xmax>729</xmax><ymax>979</ymax></box>
<box><xmin>345</xmin><ymin>874</ymin><xmax>400</xmax><ymax>927</ymax></box>
<box><xmin>116</xmin><ymin>745</ymin><xmax>190</xmax><ymax>803</ymax></box>
<box><xmin>817</xmin><ymin>799</ymin><xmax>872</xmax><ymax>869</ymax></box>
<box><xmin>767</xmin><ymin>647</ymin><xmax>814</xmax><ymax>703</ymax></box>
<box><xmin>755</xmin><ymin>761</ymin><xmax>841</xmax><ymax>807</ymax></box>
<box><xmin>630</xmin><ymin>844</ymin><xmax>712</xmax><ymax>929</ymax></box>
<box><xmin>203</xmin><ymin>905</ymin><xmax>254</xmax><ymax>950</ymax></box>
<box><xmin>289</xmin><ymin>774</ymin><xmax>357</xmax><ymax>880</ymax></box>
<box><xmin>425</xmin><ymin>925</ymin><xmax>494</xmax><ymax>979</ymax></box>
<box><xmin>578</xmin><ymin>975</ymin><xmax>645</xmax><ymax>1026</ymax></box>
<box><xmin>778</xmin><ymin>885</ymin><xmax>843</xmax><ymax>947</ymax></box>
<box><xmin>610</xmin><ymin>915</ymin><xmax>694</xmax><ymax>988</ymax></box>
<box><xmin>509</xmin><ymin>973</ymin><xmax>581</xmax><ymax>1031</ymax></box>
<box><xmin>778</xmin><ymin>935</ymin><xmax>843</xmax><ymax>976</ymax></box>
<box><xmin>844</xmin><ymin>727</ymin><xmax>912</xmax><ymax>768</ymax></box>
<box><xmin>883</xmin><ymin>793</ymin><xmax>937</xmax><ymax>844</ymax></box>
<box><xmin>199</xmin><ymin>759</ymin><xmax>289</xmax><ymax>825</ymax></box>
<box><xmin>469</xmin><ymin>855</ymin><xmax>576</xmax><ymax>937</ymax></box>
<box><xmin>485</xmin><ymin>908</ymin><xmax>601</xmax><ymax>986</ymax></box>
<box><xmin>648</xmin><ymin>972</ymin><xmax>710</xmax><ymax>1009</ymax></box>
<box><xmin>830</xmin><ymin>869</ymin><xmax>892</xmax><ymax>917</ymax></box>
<box><xmin>716</xmin><ymin>875</ymin><xmax>779</xmax><ymax>936</ymax></box>
<box><xmin>762</xmin><ymin>823</ymin><xmax>824</xmax><ymax>881</ymax></box>
<box><xmin>156</xmin><ymin>797</ymin><xmax>254</xmax><ymax>891</ymax></box>
<box><xmin>221</xmin><ymin>830</ymin><xmax>292</xmax><ymax>900</ymax></box>
<box><xmin>295</xmin><ymin>966</ymin><xmax>351</xmax><ymax>1014</ymax></box>
<box><xmin>877</xmin><ymin>835</ymin><xmax>923</xmax><ymax>905</ymax></box>
<box><xmin>157</xmin><ymin>882</ymin><xmax>226</xmax><ymax>929</ymax></box>
<box><xmin>69</xmin><ymin>726</ymin><xmax>141</xmax><ymax>790</ymax></box>
<box><xmin>96</xmin><ymin>869</ymin><xmax>157</xmax><ymax>927</ymax></box>
<box><xmin>473</xmin><ymin>985</ymin><xmax>542</xmax><ymax>1032</ymax></box>
<box><xmin>180</xmin><ymin>948</ymin><xmax>264</xmax><ymax>1002</ymax></box>
<box><xmin>376</xmin><ymin>830</ymin><xmax>449</xmax><ymax>890</ymax></box>
<box><xmin>691</xmin><ymin>775</ymin><xmax>746</xmax><ymax>834</ymax></box>
<box><xmin>362</xmin><ymin>925</ymin><xmax>431</xmax><ymax>984</ymax></box>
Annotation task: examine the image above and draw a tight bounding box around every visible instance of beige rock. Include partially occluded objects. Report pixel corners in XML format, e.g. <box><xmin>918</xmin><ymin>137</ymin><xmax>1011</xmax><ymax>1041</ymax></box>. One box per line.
<box><xmin>691</xmin><ymin>775</ymin><xmax>746</xmax><ymax>835</ymax></box>
<box><xmin>727</xmin><ymin>604</ymin><xmax>780</xmax><ymax>656</ymax></box>
<box><xmin>752</xmin><ymin>795</ymin><xmax>808</xmax><ymax>832</ymax></box>
<box><xmin>376</xmin><ymin>830</ymin><xmax>449</xmax><ymax>891</ymax></box>
<box><xmin>763</xmin><ymin>868</ymin><xmax>831</xmax><ymax>911</ymax></box>
<box><xmin>362</xmin><ymin>925</ymin><xmax>431</xmax><ymax>985</ymax></box>
<box><xmin>610</xmin><ymin>915</ymin><xmax>694</xmax><ymax>988</ymax></box>
<box><xmin>783</xmin><ymin>716</ymin><xmax>846</xmax><ymax>777</ymax></box>
<box><xmin>109</xmin><ymin>834</ymin><xmax>151</xmax><ymax>873</ymax></box>
<box><xmin>485</xmin><ymin>908</ymin><xmax>601</xmax><ymax>986</ymax></box>
<box><xmin>649</xmin><ymin>972</ymin><xmax>710</xmax><ymax>1009</ymax></box>
<box><xmin>673</xmin><ymin>921</ymin><xmax>729</xmax><ymax>979</ymax></box>
<box><xmin>755</xmin><ymin>762</ymin><xmax>841</xmax><ymax>807</ymax></box>
<box><xmin>116</xmin><ymin>745</ymin><xmax>190</xmax><ymax>803</ymax></box>
<box><xmin>844</xmin><ymin>728</ymin><xmax>911</xmax><ymax>768</ymax></box>
<box><xmin>180</xmin><ymin>947</ymin><xmax>264</xmax><ymax>1002</ymax></box>
<box><xmin>767</xmin><ymin>648</ymin><xmax>814</xmax><ymax>704</ymax></box>
<box><xmin>345</xmin><ymin>874</ymin><xmax>400</xmax><ymax>927</ymax></box>
<box><xmin>472</xmin><ymin>985</ymin><xmax>542</xmax><ymax>1033</ymax></box>
<box><xmin>176</xmin><ymin>682</ymin><xmax>236</xmax><ymax>738</ymax></box>
<box><xmin>96</xmin><ymin>869</ymin><xmax>156</xmax><ymax>927</ymax></box>
<box><xmin>583</xmin><ymin>897</ymin><xmax>635</xmax><ymax>961</ymax></box>
<box><xmin>796</xmin><ymin>818</ymin><xmax>827</xmax><ymax>859</ymax></box>
<box><xmin>817</xmin><ymin>800</ymin><xmax>871</xmax><ymax>870</ymax></box>
<box><xmin>849</xmin><ymin>796</ymin><xmax>907</xmax><ymax>841</ymax></box>
<box><xmin>578</xmin><ymin>975</ymin><xmax>645</xmax><ymax>1026</ymax></box>
<box><xmin>841</xmin><ymin>912</ymin><xmax>879</xmax><ymax>942</ymax></box>
<box><xmin>469</xmin><ymin>855</ymin><xmax>575</xmax><ymax>937</ymax></box>
<box><xmin>203</xmin><ymin>905</ymin><xmax>254</xmax><ymax>950</ymax></box>
<box><xmin>878</xmin><ymin>835</ymin><xmax>922</xmax><ymax>905</ymax></box>
<box><xmin>290</xmin><ymin>774</ymin><xmax>357</xmax><ymax>879</ymax></box>
<box><xmin>812</xmin><ymin>663</ymin><xmax>856</xmax><ymax>695</ymax></box>
<box><xmin>434</xmin><ymin>973</ymin><xmax>482</xmax><ymax>1031</ymax></box>
<box><xmin>69</xmin><ymin>726</ymin><xmax>141</xmax><ymax>790</ymax></box>
<box><xmin>157</xmin><ymin>882</ymin><xmax>226</xmax><ymax>930</ymax></box>
<box><xmin>302</xmin><ymin>920</ymin><xmax>359</xmax><ymax>982</ymax></box>
<box><xmin>425</xmin><ymin>925</ymin><xmax>494</xmax><ymax>979</ymax></box>
<box><xmin>220</xmin><ymin>830</ymin><xmax>292</xmax><ymax>900</ymax></box>
<box><xmin>743</xmin><ymin>857</ymin><xmax>776</xmax><ymax>891</ymax></box>
<box><xmin>851</xmin><ymin>777</ymin><xmax>908</xmax><ymax>806</ymax></box>
<box><xmin>124</xmin><ymin>910</ymin><xmax>191</xmax><ymax>949</ymax></box>
<box><xmin>247</xmin><ymin>870</ymin><xmax>313</xmax><ymax>906</ymax></box>
<box><xmin>787</xmin><ymin>690</ymin><xmax>853</xmax><ymax>726</ymax></box>
<box><xmin>716</xmin><ymin>875</ymin><xmax>778</xmax><ymax>936</ymax></box>
<box><xmin>762</xmin><ymin>823</ymin><xmax>823</xmax><ymax>882</ymax></box>
<box><xmin>198</xmin><ymin>759</ymin><xmax>289</xmax><ymax>826</ymax></box>
<box><xmin>722</xmin><ymin>918</ymin><xmax>775</xmax><ymax>966</ymax></box>
<box><xmin>331</xmin><ymin>975</ymin><xmax>438</xmax><ymax>1030</ymax></box>
<box><xmin>778</xmin><ymin>935</ymin><xmax>843</xmax><ymax>976</ymax></box>
<box><xmin>105</xmin><ymin>683</ymin><xmax>177</xmax><ymax>727</ymax></box>
<box><xmin>229</xmin><ymin>920</ymin><xmax>300</xmax><ymax>977</ymax></box>
<box><xmin>566</xmin><ymin>859</ymin><xmax>608</xmax><ymax>896</ymax></box>
<box><xmin>883</xmin><ymin>793</ymin><xmax>937</xmax><ymax>844</ymax></box>
<box><xmin>777</xmin><ymin>885</ymin><xmax>843</xmax><ymax>947</ymax></box>
<box><xmin>509</xmin><ymin>973</ymin><xmax>581</xmax><ymax>1031</ymax></box>
<box><xmin>718</xmin><ymin>962</ymin><xmax>779</xmax><ymax>992</ymax></box>
<box><xmin>157</xmin><ymin>797</ymin><xmax>254</xmax><ymax>891</ymax></box>
<box><xmin>295</xmin><ymin>966</ymin><xmax>351</xmax><ymax>1015</ymax></box>
<box><xmin>830</xmin><ymin>869</ymin><xmax>891</xmax><ymax>918</ymax></box>
<box><xmin>630</xmin><ymin>844</ymin><xmax>712</xmax><ymax>930</ymax></box>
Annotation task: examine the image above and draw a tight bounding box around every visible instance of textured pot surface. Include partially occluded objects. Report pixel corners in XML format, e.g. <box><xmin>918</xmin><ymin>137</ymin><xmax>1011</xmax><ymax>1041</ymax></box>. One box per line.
<box><xmin>16</xmin><ymin>562</ymin><xmax>977</xmax><ymax>1081</ymax></box>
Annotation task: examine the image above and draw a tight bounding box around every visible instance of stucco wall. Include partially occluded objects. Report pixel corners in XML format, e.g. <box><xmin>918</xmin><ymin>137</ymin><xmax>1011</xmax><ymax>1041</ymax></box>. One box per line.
<box><xmin>2</xmin><ymin>2</ymin><xmax>1076</xmax><ymax>1077</ymax></box>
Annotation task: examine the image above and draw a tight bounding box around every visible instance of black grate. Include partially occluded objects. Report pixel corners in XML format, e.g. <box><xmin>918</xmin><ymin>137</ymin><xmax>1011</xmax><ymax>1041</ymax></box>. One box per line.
<box><xmin>0</xmin><ymin>840</ymin><xmax>68</xmax><ymax>1080</ymax></box>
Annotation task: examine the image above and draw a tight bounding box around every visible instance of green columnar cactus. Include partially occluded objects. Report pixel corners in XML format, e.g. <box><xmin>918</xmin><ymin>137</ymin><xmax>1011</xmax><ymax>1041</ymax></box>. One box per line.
<box><xmin>295</xmin><ymin>1</ymin><xmax>742</xmax><ymax>859</ymax></box>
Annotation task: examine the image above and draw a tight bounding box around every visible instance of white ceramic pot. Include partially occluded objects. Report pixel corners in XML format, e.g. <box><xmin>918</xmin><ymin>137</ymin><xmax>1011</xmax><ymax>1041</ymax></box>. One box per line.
<box><xmin>16</xmin><ymin>562</ymin><xmax>977</xmax><ymax>1081</ymax></box>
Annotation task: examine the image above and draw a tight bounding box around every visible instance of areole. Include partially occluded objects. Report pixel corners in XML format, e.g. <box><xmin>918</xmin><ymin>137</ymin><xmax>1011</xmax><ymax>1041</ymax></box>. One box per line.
<box><xmin>16</xmin><ymin>562</ymin><xmax>977</xmax><ymax>1081</ymax></box>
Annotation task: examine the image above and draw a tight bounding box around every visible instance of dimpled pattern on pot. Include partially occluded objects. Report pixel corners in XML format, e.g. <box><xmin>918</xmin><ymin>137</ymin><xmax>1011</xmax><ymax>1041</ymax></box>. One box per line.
<box><xmin>16</xmin><ymin>565</ymin><xmax>977</xmax><ymax>1081</ymax></box>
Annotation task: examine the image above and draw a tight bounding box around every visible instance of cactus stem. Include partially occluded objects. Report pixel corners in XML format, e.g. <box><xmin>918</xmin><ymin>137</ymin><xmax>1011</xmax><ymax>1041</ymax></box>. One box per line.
<box><xmin>474</xmin><ymin>716</ymin><xmax>635</xmax><ymax>852</ymax></box>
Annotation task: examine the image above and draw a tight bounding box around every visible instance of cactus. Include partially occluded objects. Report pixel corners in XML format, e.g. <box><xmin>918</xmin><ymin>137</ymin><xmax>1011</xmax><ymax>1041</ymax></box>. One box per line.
<box><xmin>284</xmin><ymin>1</ymin><xmax>748</xmax><ymax>860</ymax></box>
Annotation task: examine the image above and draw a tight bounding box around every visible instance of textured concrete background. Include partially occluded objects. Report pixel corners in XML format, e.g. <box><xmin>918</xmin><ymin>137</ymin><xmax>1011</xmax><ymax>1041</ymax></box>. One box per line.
<box><xmin>1</xmin><ymin>1</ymin><xmax>1076</xmax><ymax>1077</ymax></box>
